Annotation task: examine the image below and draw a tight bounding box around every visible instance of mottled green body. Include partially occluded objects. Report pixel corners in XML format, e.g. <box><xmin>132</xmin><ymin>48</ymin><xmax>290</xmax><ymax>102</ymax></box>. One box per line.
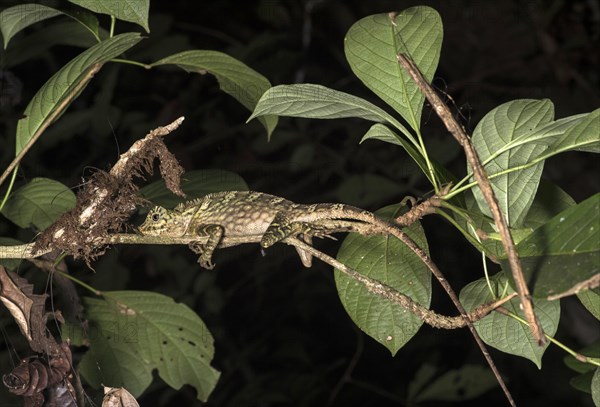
<box><xmin>138</xmin><ymin>191</ymin><xmax>350</xmax><ymax>268</ymax></box>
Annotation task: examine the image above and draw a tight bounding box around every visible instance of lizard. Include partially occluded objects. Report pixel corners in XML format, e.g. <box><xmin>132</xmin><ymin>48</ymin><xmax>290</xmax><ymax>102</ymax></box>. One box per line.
<box><xmin>137</xmin><ymin>190</ymin><xmax>515</xmax><ymax>328</ymax></box>
<box><xmin>137</xmin><ymin>190</ymin><xmax>399</xmax><ymax>270</ymax></box>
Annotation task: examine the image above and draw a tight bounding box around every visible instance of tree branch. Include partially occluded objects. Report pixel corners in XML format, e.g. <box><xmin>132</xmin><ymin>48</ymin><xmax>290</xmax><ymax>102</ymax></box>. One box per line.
<box><xmin>396</xmin><ymin>53</ymin><xmax>545</xmax><ymax>347</ymax></box>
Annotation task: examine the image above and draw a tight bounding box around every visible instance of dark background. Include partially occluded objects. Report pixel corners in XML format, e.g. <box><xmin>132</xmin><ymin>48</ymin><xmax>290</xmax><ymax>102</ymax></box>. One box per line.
<box><xmin>1</xmin><ymin>0</ymin><xmax>598</xmax><ymax>406</ymax></box>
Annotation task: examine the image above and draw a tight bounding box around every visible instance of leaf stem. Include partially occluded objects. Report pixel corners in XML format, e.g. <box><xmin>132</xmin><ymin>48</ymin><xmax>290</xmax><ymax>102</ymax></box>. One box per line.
<box><xmin>436</xmin><ymin>203</ymin><xmax>487</xmax><ymax>253</ymax></box>
<box><xmin>109</xmin><ymin>15</ymin><xmax>116</xmax><ymax>37</ymax></box>
<box><xmin>111</xmin><ymin>58</ymin><xmax>150</xmax><ymax>69</ymax></box>
<box><xmin>54</xmin><ymin>269</ymin><xmax>101</xmax><ymax>296</ymax></box>
<box><xmin>0</xmin><ymin>167</ymin><xmax>18</xmax><ymax>211</ymax></box>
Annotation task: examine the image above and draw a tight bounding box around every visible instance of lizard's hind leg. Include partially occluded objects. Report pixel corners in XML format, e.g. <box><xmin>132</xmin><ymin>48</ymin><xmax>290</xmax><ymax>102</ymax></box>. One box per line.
<box><xmin>261</xmin><ymin>213</ymin><xmax>334</xmax><ymax>248</ymax></box>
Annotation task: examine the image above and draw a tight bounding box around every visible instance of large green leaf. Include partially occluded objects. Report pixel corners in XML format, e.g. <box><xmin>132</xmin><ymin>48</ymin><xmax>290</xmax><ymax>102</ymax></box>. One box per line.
<box><xmin>460</xmin><ymin>272</ymin><xmax>559</xmax><ymax>368</ymax></box>
<box><xmin>0</xmin><ymin>178</ymin><xmax>75</xmax><ymax>230</ymax></box>
<box><xmin>475</xmin><ymin>109</ymin><xmax>599</xmax><ymax>180</ymax></box>
<box><xmin>488</xmin><ymin>113</ymin><xmax>586</xmax><ymax>159</ymax></box>
<box><xmin>139</xmin><ymin>169</ymin><xmax>248</xmax><ymax>209</ymax></box>
<box><xmin>67</xmin><ymin>0</ymin><xmax>150</xmax><ymax>32</ymax></box>
<box><xmin>152</xmin><ymin>50</ymin><xmax>277</xmax><ymax>137</ymax></box>
<box><xmin>503</xmin><ymin>193</ymin><xmax>599</xmax><ymax>297</ymax></box>
<box><xmin>471</xmin><ymin>99</ymin><xmax>554</xmax><ymax>227</ymax></box>
<box><xmin>344</xmin><ymin>6</ymin><xmax>442</xmax><ymax>131</ymax></box>
<box><xmin>15</xmin><ymin>33</ymin><xmax>142</xmax><ymax>155</ymax></box>
<box><xmin>0</xmin><ymin>4</ymin><xmax>63</xmax><ymax>49</ymax></box>
<box><xmin>75</xmin><ymin>291</ymin><xmax>220</xmax><ymax>401</ymax></box>
<box><xmin>335</xmin><ymin>204</ymin><xmax>430</xmax><ymax>355</ymax></box>
<box><xmin>249</xmin><ymin>84</ymin><xmax>414</xmax><ymax>143</ymax></box>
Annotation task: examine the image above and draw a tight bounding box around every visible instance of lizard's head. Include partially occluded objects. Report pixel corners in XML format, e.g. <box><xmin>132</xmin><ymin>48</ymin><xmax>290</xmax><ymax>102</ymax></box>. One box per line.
<box><xmin>138</xmin><ymin>206</ymin><xmax>187</xmax><ymax>237</ymax></box>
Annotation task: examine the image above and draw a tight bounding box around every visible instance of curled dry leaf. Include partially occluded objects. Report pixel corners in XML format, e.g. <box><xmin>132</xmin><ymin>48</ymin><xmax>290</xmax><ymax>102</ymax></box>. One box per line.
<box><xmin>103</xmin><ymin>386</ymin><xmax>140</xmax><ymax>407</ymax></box>
<box><xmin>0</xmin><ymin>265</ymin><xmax>34</xmax><ymax>341</ymax></box>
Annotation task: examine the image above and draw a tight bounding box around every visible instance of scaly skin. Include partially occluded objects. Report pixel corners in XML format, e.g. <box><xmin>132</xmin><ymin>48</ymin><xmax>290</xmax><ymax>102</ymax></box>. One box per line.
<box><xmin>138</xmin><ymin>191</ymin><xmax>364</xmax><ymax>269</ymax></box>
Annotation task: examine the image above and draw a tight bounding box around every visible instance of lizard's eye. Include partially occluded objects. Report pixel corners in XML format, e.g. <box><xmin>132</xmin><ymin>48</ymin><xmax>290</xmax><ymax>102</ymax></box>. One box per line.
<box><xmin>151</xmin><ymin>213</ymin><xmax>161</xmax><ymax>222</ymax></box>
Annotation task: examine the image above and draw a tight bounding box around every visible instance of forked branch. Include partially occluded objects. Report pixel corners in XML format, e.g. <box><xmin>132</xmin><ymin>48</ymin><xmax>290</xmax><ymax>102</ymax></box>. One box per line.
<box><xmin>396</xmin><ymin>53</ymin><xmax>544</xmax><ymax>347</ymax></box>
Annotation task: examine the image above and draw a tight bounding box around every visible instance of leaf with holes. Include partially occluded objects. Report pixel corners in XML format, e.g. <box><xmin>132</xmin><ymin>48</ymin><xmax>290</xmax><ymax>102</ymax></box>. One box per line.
<box><xmin>74</xmin><ymin>291</ymin><xmax>220</xmax><ymax>401</ymax></box>
<box><xmin>335</xmin><ymin>204</ymin><xmax>430</xmax><ymax>355</ymax></box>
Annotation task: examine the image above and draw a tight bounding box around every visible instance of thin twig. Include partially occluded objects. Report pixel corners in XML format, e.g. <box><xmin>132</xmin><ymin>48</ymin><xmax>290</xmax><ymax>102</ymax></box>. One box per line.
<box><xmin>286</xmin><ymin>237</ymin><xmax>517</xmax><ymax>328</ymax></box>
<box><xmin>396</xmin><ymin>53</ymin><xmax>544</xmax><ymax>347</ymax></box>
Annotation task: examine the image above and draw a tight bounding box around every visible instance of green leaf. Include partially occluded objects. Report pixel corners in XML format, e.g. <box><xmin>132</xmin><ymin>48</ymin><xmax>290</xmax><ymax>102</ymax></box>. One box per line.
<box><xmin>361</xmin><ymin>124</ymin><xmax>428</xmax><ymax>182</ymax></box>
<box><xmin>460</xmin><ymin>272</ymin><xmax>559</xmax><ymax>368</ymax></box>
<box><xmin>1</xmin><ymin>22</ymin><xmax>100</xmax><ymax>68</ymax></box>
<box><xmin>490</xmin><ymin>113</ymin><xmax>586</xmax><ymax>158</ymax></box>
<box><xmin>593</xmin><ymin>368</ymin><xmax>600</xmax><ymax>406</ymax></box>
<box><xmin>543</xmin><ymin>108</ymin><xmax>600</xmax><ymax>154</ymax></box>
<box><xmin>412</xmin><ymin>365</ymin><xmax>497</xmax><ymax>402</ymax></box>
<box><xmin>152</xmin><ymin>50</ymin><xmax>277</xmax><ymax>137</ymax></box>
<box><xmin>344</xmin><ymin>6</ymin><xmax>442</xmax><ymax>131</ymax></box>
<box><xmin>67</xmin><ymin>0</ymin><xmax>150</xmax><ymax>32</ymax></box>
<box><xmin>452</xmin><ymin>181</ymin><xmax>575</xmax><ymax>259</ymax></box>
<box><xmin>476</xmin><ymin>109</ymin><xmax>599</xmax><ymax>183</ymax></box>
<box><xmin>15</xmin><ymin>33</ymin><xmax>142</xmax><ymax>155</ymax></box>
<box><xmin>249</xmin><ymin>84</ymin><xmax>415</xmax><ymax>143</ymax></box>
<box><xmin>335</xmin><ymin>204</ymin><xmax>431</xmax><ymax>355</ymax></box>
<box><xmin>503</xmin><ymin>194</ymin><xmax>599</xmax><ymax>297</ymax></box>
<box><xmin>0</xmin><ymin>178</ymin><xmax>75</xmax><ymax>230</ymax></box>
<box><xmin>471</xmin><ymin>99</ymin><xmax>554</xmax><ymax>228</ymax></box>
<box><xmin>578</xmin><ymin>287</ymin><xmax>600</xmax><ymax>320</ymax></box>
<box><xmin>0</xmin><ymin>4</ymin><xmax>63</xmax><ymax>49</ymax></box>
<box><xmin>139</xmin><ymin>169</ymin><xmax>248</xmax><ymax>209</ymax></box>
<box><xmin>75</xmin><ymin>291</ymin><xmax>220</xmax><ymax>401</ymax></box>
<box><xmin>64</xmin><ymin>9</ymin><xmax>102</xmax><ymax>41</ymax></box>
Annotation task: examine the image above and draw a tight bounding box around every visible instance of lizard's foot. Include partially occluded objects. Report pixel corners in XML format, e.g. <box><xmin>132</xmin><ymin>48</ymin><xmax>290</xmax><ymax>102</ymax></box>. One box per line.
<box><xmin>189</xmin><ymin>242</ymin><xmax>215</xmax><ymax>269</ymax></box>
<box><xmin>199</xmin><ymin>254</ymin><xmax>215</xmax><ymax>270</ymax></box>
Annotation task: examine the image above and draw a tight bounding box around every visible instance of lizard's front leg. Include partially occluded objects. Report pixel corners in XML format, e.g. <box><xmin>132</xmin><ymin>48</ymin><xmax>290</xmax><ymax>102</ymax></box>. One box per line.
<box><xmin>188</xmin><ymin>224</ymin><xmax>224</xmax><ymax>269</ymax></box>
